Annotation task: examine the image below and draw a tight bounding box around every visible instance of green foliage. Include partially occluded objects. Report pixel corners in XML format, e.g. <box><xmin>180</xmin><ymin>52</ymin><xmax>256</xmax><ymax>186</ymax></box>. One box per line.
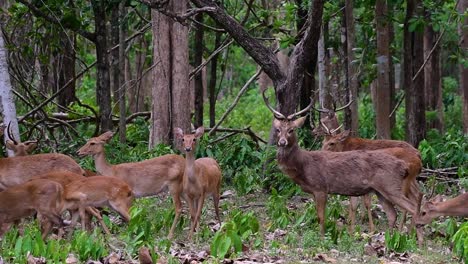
<box><xmin>70</xmin><ymin>230</ymin><xmax>108</xmax><ymax>261</ymax></box>
<box><xmin>266</xmin><ymin>189</ymin><xmax>292</xmax><ymax>230</ymax></box>
<box><xmin>385</xmin><ymin>230</ymin><xmax>417</xmax><ymax>253</ymax></box>
<box><xmin>452</xmin><ymin>222</ymin><xmax>468</xmax><ymax>263</ymax></box>
<box><xmin>210</xmin><ymin>210</ymin><xmax>259</xmax><ymax>258</ymax></box>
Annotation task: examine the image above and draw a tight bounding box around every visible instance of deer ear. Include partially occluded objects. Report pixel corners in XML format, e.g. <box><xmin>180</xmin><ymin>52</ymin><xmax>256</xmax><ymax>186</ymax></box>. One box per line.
<box><xmin>293</xmin><ymin>116</ymin><xmax>307</xmax><ymax>128</ymax></box>
<box><xmin>430</xmin><ymin>195</ymin><xmax>444</xmax><ymax>203</ymax></box>
<box><xmin>24</xmin><ymin>141</ymin><xmax>38</xmax><ymax>152</ymax></box>
<box><xmin>6</xmin><ymin>140</ymin><xmax>16</xmax><ymax>150</ymax></box>
<box><xmin>338</xmin><ymin>130</ymin><xmax>350</xmax><ymax>141</ymax></box>
<box><xmin>194</xmin><ymin>126</ymin><xmax>205</xmax><ymax>138</ymax></box>
<box><xmin>100</xmin><ymin>131</ymin><xmax>115</xmax><ymax>142</ymax></box>
<box><xmin>174</xmin><ymin>127</ymin><xmax>184</xmax><ymax>139</ymax></box>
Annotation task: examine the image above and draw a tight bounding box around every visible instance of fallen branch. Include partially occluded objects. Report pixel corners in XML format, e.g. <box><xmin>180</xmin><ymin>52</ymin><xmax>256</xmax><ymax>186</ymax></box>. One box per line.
<box><xmin>207</xmin><ymin>126</ymin><xmax>267</xmax><ymax>145</ymax></box>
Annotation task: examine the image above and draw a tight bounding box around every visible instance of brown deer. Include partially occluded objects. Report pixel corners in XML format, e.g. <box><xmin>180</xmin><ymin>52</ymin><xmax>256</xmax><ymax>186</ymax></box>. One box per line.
<box><xmin>174</xmin><ymin>127</ymin><xmax>222</xmax><ymax>239</ymax></box>
<box><xmin>262</xmin><ymin>90</ymin><xmax>422</xmax><ymax>237</ymax></box>
<box><xmin>77</xmin><ymin>131</ymin><xmax>186</xmax><ymax>238</ymax></box>
<box><xmin>415</xmin><ymin>193</ymin><xmax>468</xmax><ymax>225</ymax></box>
<box><xmin>31</xmin><ymin>171</ymin><xmax>110</xmax><ymax>235</ymax></box>
<box><xmin>0</xmin><ymin>153</ymin><xmax>86</xmax><ymax>190</ymax></box>
<box><xmin>5</xmin><ymin>122</ymin><xmax>38</xmax><ymax>156</ymax></box>
<box><xmin>0</xmin><ymin>179</ymin><xmax>65</xmax><ymax>239</ymax></box>
<box><xmin>321</xmin><ymin>129</ymin><xmax>422</xmax><ymax>231</ymax></box>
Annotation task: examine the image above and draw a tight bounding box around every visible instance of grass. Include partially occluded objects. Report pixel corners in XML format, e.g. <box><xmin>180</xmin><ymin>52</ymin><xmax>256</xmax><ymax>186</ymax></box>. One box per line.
<box><xmin>0</xmin><ymin>190</ymin><xmax>464</xmax><ymax>263</ymax></box>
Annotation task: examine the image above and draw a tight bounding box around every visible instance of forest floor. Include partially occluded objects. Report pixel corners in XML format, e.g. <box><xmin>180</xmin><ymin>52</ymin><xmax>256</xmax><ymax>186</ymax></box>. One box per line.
<box><xmin>1</xmin><ymin>190</ymin><xmax>464</xmax><ymax>264</ymax></box>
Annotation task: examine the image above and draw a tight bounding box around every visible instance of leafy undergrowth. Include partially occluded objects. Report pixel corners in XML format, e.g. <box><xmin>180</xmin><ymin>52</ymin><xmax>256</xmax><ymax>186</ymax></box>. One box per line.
<box><xmin>0</xmin><ymin>191</ymin><xmax>465</xmax><ymax>264</ymax></box>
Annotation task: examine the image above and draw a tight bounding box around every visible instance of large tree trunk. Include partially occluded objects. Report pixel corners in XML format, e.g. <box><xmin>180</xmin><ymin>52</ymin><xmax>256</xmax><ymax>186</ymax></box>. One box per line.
<box><xmin>111</xmin><ymin>4</ymin><xmax>120</xmax><ymax>112</ymax></box>
<box><xmin>57</xmin><ymin>31</ymin><xmax>76</xmax><ymax>107</ymax></box>
<box><xmin>0</xmin><ymin>32</ymin><xmax>19</xmax><ymax>156</ymax></box>
<box><xmin>375</xmin><ymin>0</ymin><xmax>391</xmax><ymax>139</ymax></box>
<box><xmin>118</xmin><ymin>2</ymin><xmax>126</xmax><ymax>142</ymax></box>
<box><xmin>345</xmin><ymin>0</ymin><xmax>359</xmax><ymax>136</ymax></box>
<box><xmin>209</xmin><ymin>32</ymin><xmax>221</xmax><ymax>129</ymax></box>
<box><xmin>404</xmin><ymin>0</ymin><xmax>426</xmax><ymax>146</ymax></box>
<box><xmin>92</xmin><ymin>0</ymin><xmax>112</xmax><ymax>133</ymax></box>
<box><xmin>193</xmin><ymin>13</ymin><xmax>204</xmax><ymax>128</ymax></box>
<box><xmin>318</xmin><ymin>24</ymin><xmax>332</xmax><ymax>111</ymax></box>
<box><xmin>424</xmin><ymin>23</ymin><xmax>443</xmax><ymax>132</ymax></box>
<box><xmin>150</xmin><ymin>9</ymin><xmax>171</xmax><ymax>146</ymax></box>
<box><xmin>459</xmin><ymin>0</ymin><xmax>468</xmax><ymax>135</ymax></box>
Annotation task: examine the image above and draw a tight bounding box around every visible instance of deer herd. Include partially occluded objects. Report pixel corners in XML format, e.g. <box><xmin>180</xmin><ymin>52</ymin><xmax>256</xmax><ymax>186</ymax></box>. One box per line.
<box><xmin>0</xmin><ymin>90</ymin><xmax>466</xmax><ymax>248</ymax></box>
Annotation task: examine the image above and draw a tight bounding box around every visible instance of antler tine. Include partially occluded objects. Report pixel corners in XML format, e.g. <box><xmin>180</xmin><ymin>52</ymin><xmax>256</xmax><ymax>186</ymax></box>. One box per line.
<box><xmin>330</xmin><ymin>124</ymin><xmax>343</xmax><ymax>135</ymax></box>
<box><xmin>311</xmin><ymin>105</ymin><xmax>330</xmax><ymax>114</ymax></box>
<box><xmin>7</xmin><ymin>122</ymin><xmax>18</xmax><ymax>144</ymax></box>
<box><xmin>262</xmin><ymin>89</ymin><xmax>286</xmax><ymax>120</ymax></box>
<box><xmin>287</xmin><ymin>98</ymin><xmax>313</xmax><ymax>120</ymax></box>
<box><xmin>335</xmin><ymin>99</ymin><xmax>354</xmax><ymax>112</ymax></box>
<box><xmin>320</xmin><ymin>120</ymin><xmax>331</xmax><ymax>135</ymax></box>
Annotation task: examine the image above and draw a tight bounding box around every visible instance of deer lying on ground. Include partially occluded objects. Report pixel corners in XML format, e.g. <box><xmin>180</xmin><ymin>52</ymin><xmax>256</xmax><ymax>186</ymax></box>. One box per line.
<box><xmin>174</xmin><ymin>127</ymin><xmax>222</xmax><ymax>239</ymax></box>
<box><xmin>0</xmin><ymin>179</ymin><xmax>65</xmax><ymax>239</ymax></box>
<box><xmin>77</xmin><ymin>131</ymin><xmax>185</xmax><ymax>238</ymax></box>
<box><xmin>415</xmin><ymin>193</ymin><xmax>468</xmax><ymax>225</ymax></box>
<box><xmin>262</xmin><ymin>90</ymin><xmax>422</xmax><ymax>239</ymax></box>
<box><xmin>5</xmin><ymin>122</ymin><xmax>38</xmax><ymax>156</ymax></box>
<box><xmin>31</xmin><ymin>171</ymin><xmax>110</xmax><ymax>234</ymax></box>
<box><xmin>0</xmin><ymin>153</ymin><xmax>86</xmax><ymax>190</ymax></box>
<box><xmin>321</xmin><ymin>129</ymin><xmax>422</xmax><ymax>231</ymax></box>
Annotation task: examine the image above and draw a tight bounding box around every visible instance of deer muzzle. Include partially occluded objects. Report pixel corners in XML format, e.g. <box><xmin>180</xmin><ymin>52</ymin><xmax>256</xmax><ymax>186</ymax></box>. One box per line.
<box><xmin>278</xmin><ymin>138</ymin><xmax>288</xmax><ymax>147</ymax></box>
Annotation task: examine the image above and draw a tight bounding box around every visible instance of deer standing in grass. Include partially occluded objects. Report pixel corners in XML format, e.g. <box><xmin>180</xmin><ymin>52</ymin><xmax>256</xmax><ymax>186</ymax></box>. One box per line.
<box><xmin>77</xmin><ymin>131</ymin><xmax>185</xmax><ymax>238</ymax></box>
<box><xmin>321</xmin><ymin>127</ymin><xmax>422</xmax><ymax>232</ymax></box>
<box><xmin>262</xmin><ymin>90</ymin><xmax>422</xmax><ymax>238</ymax></box>
<box><xmin>174</xmin><ymin>127</ymin><xmax>222</xmax><ymax>239</ymax></box>
<box><xmin>0</xmin><ymin>179</ymin><xmax>65</xmax><ymax>239</ymax></box>
<box><xmin>415</xmin><ymin>193</ymin><xmax>468</xmax><ymax>225</ymax></box>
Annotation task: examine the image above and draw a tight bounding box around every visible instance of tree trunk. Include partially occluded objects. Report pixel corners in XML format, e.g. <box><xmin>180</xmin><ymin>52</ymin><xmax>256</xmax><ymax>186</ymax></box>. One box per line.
<box><xmin>111</xmin><ymin>4</ymin><xmax>120</xmax><ymax>112</ymax></box>
<box><xmin>318</xmin><ymin>24</ymin><xmax>332</xmax><ymax>111</ymax></box>
<box><xmin>209</xmin><ymin>32</ymin><xmax>221</xmax><ymax>129</ymax></box>
<box><xmin>345</xmin><ymin>0</ymin><xmax>359</xmax><ymax>136</ymax></box>
<box><xmin>424</xmin><ymin>23</ymin><xmax>443</xmax><ymax>132</ymax></box>
<box><xmin>92</xmin><ymin>0</ymin><xmax>112</xmax><ymax>133</ymax></box>
<box><xmin>57</xmin><ymin>31</ymin><xmax>76</xmax><ymax>107</ymax></box>
<box><xmin>388</xmin><ymin>2</ymin><xmax>396</xmax><ymax>131</ymax></box>
<box><xmin>118</xmin><ymin>1</ymin><xmax>126</xmax><ymax>142</ymax></box>
<box><xmin>193</xmin><ymin>13</ymin><xmax>204</xmax><ymax>128</ymax></box>
<box><xmin>404</xmin><ymin>0</ymin><xmax>426</xmax><ymax>146</ymax></box>
<box><xmin>375</xmin><ymin>0</ymin><xmax>391</xmax><ymax>139</ymax></box>
<box><xmin>459</xmin><ymin>0</ymin><xmax>468</xmax><ymax>135</ymax></box>
<box><xmin>150</xmin><ymin>8</ymin><xmax>171</xmax><ymax>146</ymax></box>
<box><xmin>0</xmin><ymin>32</ymin><xmax>19</xmax><ymax>156</ymax></box>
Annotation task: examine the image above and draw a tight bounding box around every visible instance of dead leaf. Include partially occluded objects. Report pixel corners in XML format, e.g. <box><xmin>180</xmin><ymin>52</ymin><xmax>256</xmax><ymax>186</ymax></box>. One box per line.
<box><xmin>105</xmin><ymin>252</ymin><xmax>121</xmax><ymax>264</ymax></box>
<box><xmin>66</xmin><ymin>254</ymin><xmax>79</xmax><ymax>264</ymax></box>
<box><xmin>139</xmin><ymin>247</ymin><xmax>153</xmax><ymax>264</ymax></box>
<box><xmin>27</xmin><ymin>253</ymin><xmax>46</xmax><ymax>264</ymax></box>
<box><xmin>312</xmin><ymin>253</ymin><xmax>337</xmax><ymax>263</ymax></box>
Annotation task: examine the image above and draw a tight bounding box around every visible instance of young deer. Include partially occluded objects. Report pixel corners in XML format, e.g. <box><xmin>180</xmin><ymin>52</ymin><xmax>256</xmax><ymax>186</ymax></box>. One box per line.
<box><xmin>174</xmin><ymin>127</ymin><xmax>222</xmax><ymax>239</ymax></box>
<box><xmin>415</xmin><ymin>193</ymin><xmax>468</xmax><ymax>225</ymax></box>
<box><xmin>263</xmin><ymin>90</ymin><xmax>421</xmax><ymax>237</ymax></box>
<box><xmin>0</xmin><ymin>179</ymin><xmax>65</xmax><ymax>239</ymax></box>
<box><xmin>0</xmin><ymin>153</ymin><xmax>86</xmax><ymax>190</ymax></box>
<box><xmin>77</xmin><ymin>131</ymin><xmax>185</xmax><ymax>238</ymax></box>
<box><xmin>61</xmin><ymin>176</ymin><xmax>133</xmax><ymax>232</ymax></box>
<box><xmin>321</xmin><ymin>129</ymin><xmax>422</xmax><ymax>231</ymax></box>
<box><xmin>31</xmin><ymin>171</ymin><xmax>110</xmax><ymax>235</ymax></box>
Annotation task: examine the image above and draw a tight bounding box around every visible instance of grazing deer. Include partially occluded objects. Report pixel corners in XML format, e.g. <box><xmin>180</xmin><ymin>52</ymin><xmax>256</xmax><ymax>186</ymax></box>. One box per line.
<box><xmin>61</xmin><ymin>176</ymin><xmax>133</xmax><ymax>232</ymax></box>
<box><xmin>77</xmin><ymin>131</ymin><xmax>186</xmax><ymax>238</ymax></box>
<box><xmin>262</xmin><ymin>90</ymin><xmax>421</xmax><ymax>237</ymax></box>
<box><xmin>174</xmin><ymin>127</ymin><xmax>222</xmax><ymax>239</ymax></box>
<box><xmin>0</xmin><ymin>153</ymin><xmax>86</xmax><ymax>190</ymax></box>
<box><xmin>5</xmin><ymin>122</ymin><xmax>38</xmax><ymax>156</ymax></box>
<box><xmin>31</xmin><ymin>171</ymin><xmax>109</xmax><ymax>235</ymax></box>
<box><xmin>0</xmin><ymin>179</ymin><xmax>65</xmax><ymax>239</ymax></box>
<box><xmin>415</xmin><ymin>193</ymin><xmax>468</xmax><ymax>225</ymax></box>
<box><xmin>321</xmin><ymin>128</ymin><xmax>422</xmax><ymax>231</ymax></box>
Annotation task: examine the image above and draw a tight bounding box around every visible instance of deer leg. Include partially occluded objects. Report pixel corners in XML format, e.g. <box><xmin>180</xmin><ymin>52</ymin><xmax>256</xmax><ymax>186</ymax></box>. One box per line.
<box><xmin>187</xmin><ymin>197</ymin><xmax>197</xmax><ymax>240</ymax></box>
<box><xmin>313</xmin><ymin>191</ymin><xmax>328</xmax><ymax>236</ymax></box>
<box><xmin>348</xmin><ymin>196</ymin><xmax>359</xmax><ymax>233</ymax></box>
<box><xmin>168</xmin><ymin>192</ymin><xmax>182</xmax><ymax>239</ymax></box>
<box><xmin>376</xmin><ymin>193</ymin><xmax>397</xmax><ymax>228</ymax></box>
<box><xmin>212</xmin><ymin>192</ymin><xmax>221</xmax><ymax>224</ymax></box>
<box><xmin>194</xmin><ymin>193</ymin><xmax>206</xmax><ymax>232</ymax></box>
<box><xmin>362</xmin><ymin>194</ymin><xmax>375</xmax><ymax>233</ymax></box>
<box><xmin>79</xmin><ymin>206</ymin><xmax>87</xmax><ymax>231</ymax></box>
<box><xmin>86</xmin><ymin>207</ymin><xmax>110</xmax><ymax>235</ymax></box>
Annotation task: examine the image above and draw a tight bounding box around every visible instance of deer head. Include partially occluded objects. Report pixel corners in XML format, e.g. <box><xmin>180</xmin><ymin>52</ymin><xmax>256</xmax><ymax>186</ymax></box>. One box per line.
<box><xmin>174</xmin><ymin>127</ymin><xmax>204</xmax><ymax>152</ymax></box>
<box><xmin>321</xmin><ymin>130</ymin><xmax>351</xmax><ymax>151</ymax></box>
<box><xmin>5</xmin><ymin>122</ymin><xmax>38</xmax><ymax>156</ymax></box>
<box><xmin>77</xmin><ymin>131</ymin><xmax>114</xmax><ymax>157</ymax></box>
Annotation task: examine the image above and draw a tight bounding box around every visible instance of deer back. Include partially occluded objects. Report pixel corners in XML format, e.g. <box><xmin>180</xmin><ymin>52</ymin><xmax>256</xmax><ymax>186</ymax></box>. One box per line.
<box><xmin>31</xmin><ymin>171</ymin><xmax>87</xmax><ymax>187</ymax></box>
<box><xmin>0</xmin><ymin>153</ymin><xmax>85</xmax><ymax>190</ymax></box>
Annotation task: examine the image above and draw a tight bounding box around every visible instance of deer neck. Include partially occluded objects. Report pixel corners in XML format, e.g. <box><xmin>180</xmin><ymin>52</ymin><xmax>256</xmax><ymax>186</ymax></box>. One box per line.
<box><xmin>93</xmin><ymin>152</ymin><xmax>113</xmax><ymax>176</ymax></box>
<box><xmin>184</xmin><ymin>151</ymin><xmax>197</xmax><ymax>181</ymax></box>
<box><xmin>277</xmin><ymin>143</ymin><xmax>301</xmax><ymax>165</ymax></box>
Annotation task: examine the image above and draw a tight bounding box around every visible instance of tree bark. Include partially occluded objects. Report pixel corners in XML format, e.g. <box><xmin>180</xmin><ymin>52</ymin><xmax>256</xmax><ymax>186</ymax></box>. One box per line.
<box><xmin>459</xmin><ymin>0</ymin><xmax>468</xmax><ymax>135</ymax></box>
<box><xmin>193</xmin><ymin>13</ymin><xmax>205</xmax><ymax>128</ymax></box>
<box><xmin>209</xmin><ymin>32</ymin><xmax>221</xmax><ymax>129</ymax></box>
<box><xmin>375</xmin><ymin>0</ymin><xmax>391</xmax><ymax>139</ymax></box>
<box><xmin>0</xmin><ymin>32</ymin><xmax>19</xmax><ymax>156</ymax></box>
<box><xmin>345</xmin><ymin>0</ymin><xmax>359</xmax><ymax>136</ymax></box>
<box><xmin>57</xmin><ymin>31</ymin><xmax>76</xmax><ymax>107</ymax></box>
<box><xmin>92</xmin><ymin>0</ymin><xmax>112</xmax><ymax>133</ymax></box>
<box><xmin>404</xmin><ymin>0</ymin><xmax>426</xmax><ymax>146</ymax></box>
<box><xmin>318</xmin><ymin>24</ymin><xmax>332</xmax><ymax>111</ymax></box>
<box><xmin>111</xmin><ymin>4</ymin><xmax>120</xmax><ymax>112</ymax></box>
<box><xmin>118</xmin><ymin>1</ymin><xmax>126</xmax><ymax>142</ymax></box>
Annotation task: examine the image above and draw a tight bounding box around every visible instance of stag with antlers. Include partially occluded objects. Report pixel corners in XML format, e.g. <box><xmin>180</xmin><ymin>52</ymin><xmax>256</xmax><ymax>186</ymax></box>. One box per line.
<box><xmin>262</xmin><ymin>89</ymin><xmax>423</xmax><ymax>240</ymax></box>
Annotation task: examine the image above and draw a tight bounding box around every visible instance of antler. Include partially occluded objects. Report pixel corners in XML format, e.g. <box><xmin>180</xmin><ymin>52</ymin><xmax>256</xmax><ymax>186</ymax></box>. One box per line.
<box><xmin>7</xmin><ymin>122</ymin><xmax>18</xmax><ymax>145</ymax></box>
<box><xmin>262</xmin><ymin>89</ymin><xmax>286</xmax><ymax>120</ymax></box>
<box><xmin>286</xmin><ymin>99</ymin><xmax>313</xmax><ymax>120</ymax></box>
<box><xmin>329</xmin><ymin>124</ymin><xmax>343</xmax><ymax>135</ymax></box>
<box><xmin>320</xmin><ymin>120</ymin><xmax>331</xmax><ymax>135</ymax></box>
<box><xmin>335</xmin><ymin>99</ymin><xmax>354</xmax><ymax>111</ymax></box>
<box><xmin>312</xmin><ymin>99</ymin><xmax>354</xmax><ymax>113</ymax></box>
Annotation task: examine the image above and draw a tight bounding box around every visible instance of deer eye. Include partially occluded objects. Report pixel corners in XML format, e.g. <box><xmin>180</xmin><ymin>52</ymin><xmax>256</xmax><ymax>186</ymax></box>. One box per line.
<box><xmin>421</xmin><ymin>211</ymin><xmax>426</xmax><ymax>216</ymax></box>
<box><xmin>329</xmin><ymin>142</ymin><xmax>335</xmax><ymax>146</ymax></box>
<box><xmin>275</xmin><ymin>128</ymin><xmax>280</xmax><ymax>133</ymax></box>
<box><xmin>193</xmin><ymin>138</ymin><xmax>196</xmax><ymax>142</ymax></box>
<box><xmin>182</xmin><ymin>138</ymin><xmax>185</xmax><ymax>142</ymax></box>
<box><xmin>90</xmin><ymin>142</ymin><xmax>95</xmax><ymax>145</ymax></box>
<box><xmin>288</xmin><ymin>129</ymin><xmax>294</xmax><ymax>134</ymax></box>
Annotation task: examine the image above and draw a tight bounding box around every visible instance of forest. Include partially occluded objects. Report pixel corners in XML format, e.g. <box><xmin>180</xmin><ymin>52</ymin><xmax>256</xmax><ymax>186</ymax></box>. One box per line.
<box><xmin>0</xmin><ymin>0</ymin><xmax>467</xmax><ymax>263</ymax></box>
